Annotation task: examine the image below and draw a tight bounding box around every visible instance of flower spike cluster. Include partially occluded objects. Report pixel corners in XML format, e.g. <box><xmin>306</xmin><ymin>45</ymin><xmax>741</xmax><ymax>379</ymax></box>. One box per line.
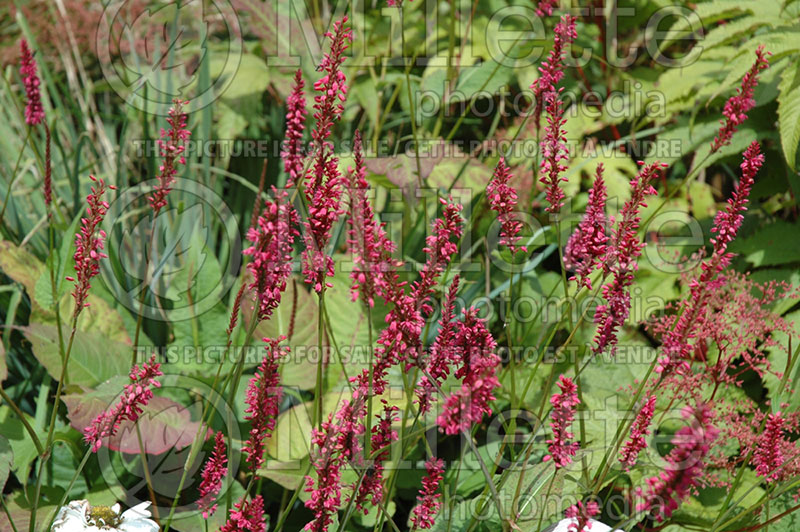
<box><xmin>564</xmin><ymin>163</ymin><xmax>608</xmax><ymax>289</ymax></box>
<box><xmin>656</xmin><ymin>142</ymin><xmax>763</xmax><ymax>374</ymax></box>
<box><xmin>220</xmin><ymin>495</ymin><xmax>266</xmax><ymax>532</ymax></box>
<box><xmin>619</xmin><ymin>395</ymin><xmax>656</xmax><ymax>470</ymax></box>
<box><xmin>148</xmin><ymin>99</ymin><xmax>190</xmax><ymax>213</ymax></box>
<box><xmin>487</xmin><ymin>157</ymin><xmax>526</xmax><ymax>254</ymax></box>
<box><xmin>83</xmin><ymin>355</ymin><xmax>162</xmax><ymax>452</ymax></box>
<box><xmin>66</xmin><ymin>175</ymin><xmax>114</xmax><ymax>313</ymax></box>
<box><xmin>753</xmin><ymin>411</ymin><xmax>785</xmax><ymax>482</ymax></box>
<box><xmin>544</xmin><ymin>375</ymin><xmax>580</xmax><ymax>468</ymax></box>
<box><xmin>243</xmin><ymin>189</ymin><xmax>299</xmax><ymax>321</ymax></box>
<box><xmin>347</xmin><ymin>130</ymin><xmax>397</xmax><ymax>307</ymax></box>
<box><xmin>302</xmin><ymin>17</ymin><xmax>353</xmax><ymax>293</ymax></box>
<box><xmin>352</xmin><ymin>402</ymin><xmax>399</xmax><ymax>512</ymax></box>
<box><xmin>535</xmin><ymin>0</ymin><xmax>559</xmax><ymax>17</ymax></box>
<box><xmin>19</xmin><ymin>39</ymin><xmax>44</xmax><ymax>126</ymax></box>
<box><xmin>196</xmin><ymin>431</ymin><xmax>228</xmax><ymax>518</ymax></box>
<box><xmin>410</xmin><ymin>457</ymin><xmax>445</xmax><ymax>529</ymax></box>
<box><xmin>282</xmin><ymin>69</ymin><xmax>307</xmax><ymax>187</ymax></box>
<box><xmin>711</xmin><ymin>46</ymin><xmax>769</xmax><ymax>153</ymax></box>
<box><xmin>593</xmin><ymin>161</ymin><xmax>665</xmax><ymax>355</ymax></box>
<box><xmin>243</xmin><ymin>338</ymin><xmax>287</xmax><ymax>471</ymax></box>
<box><xmin>565</xmin><ymin>500</ymin><xmax>600</xmax><ymax>532</ymax></box>
<box><xmin>637</xmin><ymin>404</ymin><xmax>718</xmax><ymax>522</ymax></box>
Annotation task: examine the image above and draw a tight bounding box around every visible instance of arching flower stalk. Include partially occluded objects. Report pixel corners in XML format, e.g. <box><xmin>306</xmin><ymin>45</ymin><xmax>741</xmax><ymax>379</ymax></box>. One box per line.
<box><xmin>148</xmin><ymin>99</ymin><xmax>190</xmax><ymax>214</ymax></box>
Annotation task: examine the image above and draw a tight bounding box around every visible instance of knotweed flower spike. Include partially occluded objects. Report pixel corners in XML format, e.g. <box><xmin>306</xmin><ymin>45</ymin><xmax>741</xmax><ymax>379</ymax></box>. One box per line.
<box><xmin>410</xmin><ymin>457</ymin><xmax>445</xmax><ymax>529</ymax></box>
<box><xmin>754</xmin><ymin>412</ymin><xmax>785</xmax><ymax>482</ymax></box>
<box><xmin>437</xmin><ymin>308</ymin><xmax>500</xmax><ymax>435</ymax></box>
<box><xmin>487</xmin><ymin>157</ymin><xmax>526</xmax><ymax>254</ymax></box>
<box><xmin>302</xmin><ymin>17</ymin><xmax>352</xmax><ymax>293</ymax></box>
<box><xmin>244</xmin><ymin>189</ymin><xmax>299</xmax><ymax>321</ymax></box>
<box><xmin>593</xmin><ymin>161</ymin><xmax>665</xmax><ymax>355</ymax></box>
<box><xmin>565</xmin><ymin>500</ymin><xmax>600</xmax><ymax>532</ymax></box>
<box><xmin>656</xmin><ymin>141</ymin><xmax>763</xmax><ymax>374</ymax></box>
<box><xmin>243</xmin><ymin>338</ymin><xmax>287</xmax><ymax>471</ymax></box>
<box><xmin>352</xmin><ymin>401</ymin><xmax>398</xmax><ymax>512</ymax></box>
<box><xmin>564</xmin><ymin>163</ymin><xmax>608</xmax><ymax>289</ymax></box>
<box><xmin>66</xmin><ymin>175</ymin><xmax>114</xmax><ymax>313</ymax></box>
<box><xmin>710</xmin><ymin>46</ymin><xmax>769</xmax><ymax>153</ymax></box>
<box><xmin>347</xmin><ymin>130</ymin><xmax>396</xmax><ymax>307</ymax></box>
<box><xmin>540</xmin><ymin>90</ymin><xmax>569</xmax><ymax>214</ymax></box>
<box><xmin>220</xmin><ymin>494</ymin><xmax>266</xmax><ymax>532</ymax></box>
<box><xmin>535</xmin><ymin>0</ymin><xmax>559</xmax><ymax>17</ymax></box>
<box><xmin>148</xmin><ymin>99</ymin><xmax>190</xmax><ymax>213</ymax></box>
<box><xmin>83</xmin><ymin>355</ymin><xmax>162</xmax><ymax>452</ymax></box>
<box><xmin>19</xmin><ymin>39</ymin><xmax>44</xmax><ymax>126</ymax></box>
<box><xmin>530</xmin><ymin>15</ymin><xmax>577</xmax><ymax>128</ymax></box>
<box><xmin>197</xmin><ymin>431</ymin><xmax>228</xmax><ymax>518</ymax></box>
<box><xmin>282</xmin><ymin>69</ymin><xmax>307</xmax><ymax>187</ymax></box>
<box><xmin>544</xmin><ymin>375</ymin><xmax>580</xmax><ymax>468</ymax></box>
<box><xmin>619</xmin><ymin>395</ymin><xmax>657</xmax><ymax>470</ymax></box>
<box><xmin>304</xmin><ymin>413</ymin><xmax>348</xmax><ymax>531</ymax></box>
<box><xmin>637</xmin><ymin>404</ymin><xmax>718</xmax><ymax>521</ymax></box>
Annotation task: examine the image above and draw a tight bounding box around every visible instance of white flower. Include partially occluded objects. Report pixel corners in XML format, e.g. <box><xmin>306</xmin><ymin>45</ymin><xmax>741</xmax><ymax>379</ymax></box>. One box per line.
<box><xmin>545</xmin><ymin>518</ymin><xmax>623</xmax><ymax>532</ymax></box>
<box><xmin>52</xmin><ymin>500</ymin><xmax>159</xmax><ymax>532</ymax></box>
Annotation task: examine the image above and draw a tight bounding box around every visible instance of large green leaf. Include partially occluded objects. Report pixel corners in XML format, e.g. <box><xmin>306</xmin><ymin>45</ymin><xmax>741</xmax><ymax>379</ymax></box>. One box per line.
<box><xmin>778</xmin><ymin>62</ymin><xmax>800</xmax><ymax>170</ymax></box>
<box><xmin>0</xmin><ymin>435</ymin><xmax>12</xmax><ymax>492</ymax></box>
<box><xmin>24</xmin><ymin>323</ymin><xmax>130</xmax><ymax>388</ymax></box>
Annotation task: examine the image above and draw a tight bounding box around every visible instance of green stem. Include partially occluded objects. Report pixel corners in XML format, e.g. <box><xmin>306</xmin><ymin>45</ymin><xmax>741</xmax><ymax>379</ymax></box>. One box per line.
<box><xmin>0</xmin><ymin>388</ymin><xmax>43</xmax><ymax>454</ymax></box>
<box><xmin>315</xmin><ymin>289</ymin><xmax>326</xmax><ymax>429</ymax></box>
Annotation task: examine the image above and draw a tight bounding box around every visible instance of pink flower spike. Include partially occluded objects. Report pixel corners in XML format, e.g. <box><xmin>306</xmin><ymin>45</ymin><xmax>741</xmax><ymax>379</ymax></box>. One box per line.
<box><xmin>619</xmin><ymin>395</ymin><xmax>656</xmax><ymax>470</ymax></box>
<box><xmin>196</xmin><ymin>431</ymin><xmax>228</xmax><ymax>518</ymax></box>
<box><xmin>543</xmin><ymin>375</ymin><xmax>579</xmax><ymax>468</ymax></box>
<box><xmin>148</xmin><ymin>99</ymin><xmax>190</xmax><ymax>214</ymax></box>
<box><xmin>352</xmin><ymin>401</ymin><xmax>398</xmax><ymax>513</ymax></box>
<box><xmin>244</xmin><ymin>188</ymin><xmax>299</xmax><ymax>322</ymax></box>
<box><xmin>754</xmin><ymin>412</ymin><xmax>785</xmax><ymax>482</ymax></box>
<box><xmin>564</xmin><ymin>163</ymin><xmax>608</xmax><ymax>289</ymax></box>
<box><xmin>487</xmin><ymin>157</ymin><xmax>526</xmax><ymax>254</ymax></box>
<box><xmin>70</xmin><ymin>175</ymin><xmax>114</xmax><ymax>314</ymax></box>
<box><xmin>410</xmin><ymin>457</ymin><xmax>444</xmax><ymax>529</ymax></box>
<box><xmin>711</xmin><ymin>46</ymin><xmax>769</xmax><ymax>153</ymax></box>
<box><xmin>220</xmin><ymin>494</ymin><xmax>266</xmax><ymax>532</ymax></box>
<box><xmin>530</xmin><ymin>15</ymin><xmax>577</xmax><ymax>130</ymax></box>
<box><xmin>534</xmin><ymin>0</ymin><xmax>559</xmax><ymax>17</ymax></box>
<box><xmin>19</xmin><ymin>39</ymin><xmax>44</xmax><ymax>126</ymax></box>
<box><xmin>83</xmin><ymin>355</ymin><xmax>162</xmax><ymax>452</ymax></box>
<box><xmin>565</xmin><ymin>500</ymin><xmax>600</xmax><ymax>532</ymax></box>
<box><xmin>347</xmin><ymin>130</ymin><xmax>397</xmax><ymax>307</ymax></box>
<box><xmin>539</xmin><ymin>90</ymin><xmax>569</xmax><ymax>214</ymax></box>
<box><xmin>282</xmin><ymin>69</ymin><xmax>307</xmax><ymax>187</ymax></box>
<box><xmin>637</xmin><ymin>404</ymin><xmax>719</xmax><ymax>522</ymax></box>
<box><xmin>302</xmin><ymin>17</ymin><xmax>352</xmax><ymax>293</ymax></box>
<box><xmin>243</xmin><ymin>338</ymin><xmax>287</xmax><ymax>471</ymax></box>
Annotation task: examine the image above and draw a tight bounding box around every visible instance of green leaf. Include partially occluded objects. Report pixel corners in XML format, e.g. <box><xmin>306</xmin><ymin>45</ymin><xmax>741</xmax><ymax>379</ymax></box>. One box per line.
<box><xmin>24</xmin><ymin>323</ymin><xmax>130</xmax><ymax>388</ymax></box>
<box><xmin>778</xmin><ymin>62</ymin><xmax>800</xmax><ymax>170</ymax></box>
<box><xmin>33</xmin><ymin>214</ymin><xmax>81</xmax><ymax>310</ymax></box>
<box><xmin>0</xmin><ymin>240</ymin><xmax>45</xmax><ymax>298</ymax></box>
<box><xmin>212</xmin><ymin>53</ymin><xmax>270</xmax><ymax>100</ymax></box>
<box><xmin>0</xmin><ymin>435</ymin><xmax>12</xmax><ymax>491</ymax></box>
<box><xmin>258</xmin><ymin>458</ymin><xmax>309</xmax><ymax>490</ymax></box>
<box><xmin>730</xmin><ymin>221</ymin><xmax>800</xmax><ymax>267</ymax></box>
<box><xmin>449</xmin><ymin>60</ymin><xmax>513</xmax><ymax>103</ymax></box>
<box><xmin>0</xmin><ymin>406</ymin><xmax>47</xmax><ymax>485</ymax></box>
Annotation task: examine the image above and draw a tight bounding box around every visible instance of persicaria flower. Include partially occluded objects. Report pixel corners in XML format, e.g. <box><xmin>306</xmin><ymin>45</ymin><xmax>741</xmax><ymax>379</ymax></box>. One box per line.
<box><xmin>565</xmin><ymin>500</ymin><xmax>600</xmax><ymax>532</ymax></box>
<box><xmin>437</xmin><ymin>308</ymin><xmax>500</xmax><ymax>435</ymax></box>
<box><xmin>656</xmin><ymin>142</ymin><xmax>763</xmax><ymax>374</ymax></box>
<box><xmin>196</xmin><ymin>431</ymin><xmax>228</xmax><ymax>518</ymax></box>
<box><xmin>530</xmin><ymin>15</ymin><xmax>577</xmax><ymax>129</ymax></box>
<box><xmin>619</xmin><ymin>395</ymin><xmax>656</xmax><ymax>470</ymax></box>
<box><xmin>564</xmin><ymin>163</ymin><xmax>608</xmax><ymax>289</ymax></box>
<box><xmin>19</xmin><ymin>39</ymin><xmax>44</xmax><ymax>126</ymax></box>
<box><xmin>593</xmin><ymin>161</ymin><xmax>665</xmax><ymax>355</ymax></box>
<box><xmin>244</xmin><ymin>188</ymin><xmax>299</xmax><ymax>321</ymax></box>
<box><xmin>148</xmin><ymin>99</ymin><xmax>190</xmax><ymax>213</ymax></box>
<box><xmin>637</xmin><ymin>404</ymin><xmax>718</xmax><ymax>522</ymax></box>
<box><xmin>304</xmin><ymin>415</ymin><xmax>347</xmax><ymax>532</ymax></box>
<box><xmin>410</xmin><ymin>457</ymin><xmax>444</xmax><ymax>529</ymax></box>
<box><xmin>543</xmin><ymin>375</ymin><xmax>579</xmax><ymax>468</ymax></box>
<box><xmin>535</xmin><ymin>0</ymin><xmax>559</xmax><ymax>17</ymax></box>
<box><xmin>243</xmin><ymin>337</ymin><xmax>287</xmax><ymax>471</ymax></box>
<box><xmin>352</xmin><ymin>401</ymin><xmax>398</xmax><ymax>512</ymax></box>
<box><xmin>540</xmin><ymin>90</ymin><xmax>569</xmax><ymax>214</ymax></box>
<box><xmin>753</xmin><ymin>412</ymin><xmax>785</xmax><ymax>482</ymax></box>
<box><xmin>487</xmin><ymin>157</ymin><xmax>526</xmax><ymax>254</ymax></box>
<box><xmin>302</xmin><ymin>17</ymin><xmax>352</xmax><ymax>293</ymax></box>
<box><xmin>83</xmin><ymin>355</ymin><xmax>162</xmax><ymax>453</ymax></box>
<box><xmin>220</xmin><ymin>495</ymin><xmax>266</xmax><ymax>532</ymax></box>
<box><xmin>711</xmin><ymin>46</ymin><xmax>769</xmax><ymax>153</ymax></box>
<box><xmin>347</xmin><ymin>130</ymin><xmax>396</xmax><ymax>307</ymax></box>
<box><xmin>66</xmin><ymin>175</ymin><xmax>114</xmax><ymax>313</ymax></box>
<box><xmin>282</xmin><ymin>69</ymin><xmax>307</xmax><ymax>187</ymax></box>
